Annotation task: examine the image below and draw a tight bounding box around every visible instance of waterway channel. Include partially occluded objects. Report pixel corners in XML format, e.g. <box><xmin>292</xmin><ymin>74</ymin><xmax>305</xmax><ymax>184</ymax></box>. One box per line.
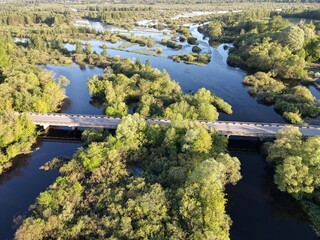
<box><xmin>0</xmin><ymin>20</ymin><xmax>319</xmax><ymax>239</ymax></box>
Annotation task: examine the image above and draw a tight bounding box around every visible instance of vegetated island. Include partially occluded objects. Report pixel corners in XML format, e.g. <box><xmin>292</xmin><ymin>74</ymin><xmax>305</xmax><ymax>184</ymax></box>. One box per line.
<box><xmin>200</xmin><ymin>10</ymin><xmax>320</xmax><ymax>124</ymax></box>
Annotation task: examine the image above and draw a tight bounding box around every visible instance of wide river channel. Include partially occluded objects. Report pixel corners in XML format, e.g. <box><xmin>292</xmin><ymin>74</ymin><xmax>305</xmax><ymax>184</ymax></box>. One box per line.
<box><xmin>1</xmin><ymin>22</ymin><xmax>319</xmax><ymax>239</ymax></box>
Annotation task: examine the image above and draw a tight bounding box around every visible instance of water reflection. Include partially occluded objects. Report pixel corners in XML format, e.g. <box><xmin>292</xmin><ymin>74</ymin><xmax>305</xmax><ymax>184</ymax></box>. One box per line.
<box><xmin>227</xmin><ymin>149</ymin><xmax>317</xmax><ymax>240</ymax></box>
<box><xmin>0</xmin><ymin>142</ymin><xmax>80</xmax><ymax>240</ymax></box>
<box><xmin>44</xmin><ymin>63</ymin><xmax>104</xmax><ymax>115</ymax></box>
<box><xmin>2</xmin><ymin>16</ymin><xmax>318</xmax><ymax>240</ymax></box>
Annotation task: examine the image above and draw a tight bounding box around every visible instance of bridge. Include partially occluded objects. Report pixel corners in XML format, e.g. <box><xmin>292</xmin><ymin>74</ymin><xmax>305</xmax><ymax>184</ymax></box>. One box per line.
<box><xmin>26</xmin><ymin>112</ymin><xmax>320</xmax><ymax>138</ymax></box>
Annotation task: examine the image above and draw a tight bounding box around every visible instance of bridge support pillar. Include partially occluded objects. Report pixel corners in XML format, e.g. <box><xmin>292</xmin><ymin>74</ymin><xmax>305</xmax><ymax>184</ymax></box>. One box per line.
<box><xmin>42</xmin><ymin>124</ymin><xmax>50</xmax><ymax>132</ymax></box>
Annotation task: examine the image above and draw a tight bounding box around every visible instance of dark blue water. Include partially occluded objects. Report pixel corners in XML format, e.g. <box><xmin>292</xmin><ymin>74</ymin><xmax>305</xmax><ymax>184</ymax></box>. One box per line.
<box><xmin>1</xmin><ymin>23</ymin><xmax>318</xmax><ymax>240</ymax></box>
<box><xmin>44</xmin><ymin>64</ymin><xmax>104</xmax><ymax>115</ymax></box>
<box><xmin>0</xmin><ymin>142</ymin><xmax>80</xmax><ymax>240</ymax></box>
<box><xmin>228</xmin><ymin>150</ymin><xmax>317</xmax><ymax>240</ymax></box>
<box><xmin>307</xmin><ymin>86</ymin><xmax>320</xmax><ymax>125</ymax></box>
<box><xmin>62</xmin><ymin>43</ymin><xmax>285</xmax><ymax>123</ymax></box>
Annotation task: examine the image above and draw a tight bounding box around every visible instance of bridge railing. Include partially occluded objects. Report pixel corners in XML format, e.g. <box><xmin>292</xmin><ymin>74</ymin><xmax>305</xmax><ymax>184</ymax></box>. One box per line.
<box><xmin>22</xmin><ymin>112</ymin><xmax>320</xmax><ymax>132</ymax></box>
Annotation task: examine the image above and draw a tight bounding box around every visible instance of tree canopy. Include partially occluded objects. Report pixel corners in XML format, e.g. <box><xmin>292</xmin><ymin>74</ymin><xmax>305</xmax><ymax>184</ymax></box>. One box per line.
<box><xmin>267</xmin><ymin>126</ymin><xmax>320</xmax><ymax>196</ymax></box>
<box><xmin>0</xmin><ymin>35</ymin><xmax>68</xmax><ymax>174</ymax></box>
<box><xmin>15</xmin><ymin>115</ymin><xmax>241</xmax><ymax>240</ymax></box>
<box><xmin>88</xmin><ymin>58</ymin><xmax>232</xmax><ymax>120</ymax></box>
<box><xmin>266</xmin><ymin>126</ymin><xmax>320</xmax><ymax>235</ymax></box>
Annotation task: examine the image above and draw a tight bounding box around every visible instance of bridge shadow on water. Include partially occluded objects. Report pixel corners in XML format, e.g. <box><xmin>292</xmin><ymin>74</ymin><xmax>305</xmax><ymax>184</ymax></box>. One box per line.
<box><xmin>38</xmin><ymin>127</ymin><xmax>87</xmax><ymax>143</ymax></box>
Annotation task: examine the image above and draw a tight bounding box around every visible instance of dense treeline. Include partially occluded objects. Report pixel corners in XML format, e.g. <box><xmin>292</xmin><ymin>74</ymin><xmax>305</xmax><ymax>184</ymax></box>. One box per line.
<box><xmin>0</xmin><ymin>35</ymin><xmax>67</xmax><ymax>174</ymax></box>
<box><xmin>84</xmin><ymin>5</ymin><xmax>219</xmax><ymax>29</ymax></box>
<box><xmin>88</xmin><ymin>58</ymin><xmax>232</xmax><ymax>119</ymax></box>
<box><xmin>266</xmin><ymin>126</ymin><xmax>320</xmax><ymax>236</ymax></box>
<box><xmin>227</xmin><ymin>17</ymin><xmax>319</xmax><ymax>79</ymax></box>
<box><xmin>201</xmin><ymin>9</ymin><xmax>320</xmax><ymax>123</ymax></box>
<box><xmin>0</xmin><ymin>12</ymin><xmax>68</xmax><ymax>26</ymax></box>
<box><xmin>280</xmin><ymin>8</ymin><xmax>320</xmax><ymax>20</ymax></box>
<box><xmin>0</xmin><ymin>36</ymin><xmax>67</xmax><ymax>112</ymax></box>
<box><xmin>243</xmin><ymin>72</ymin><xmax>320</xmax><ymax>124</ymax></box>
<box><xmin>199</xmin><ymin>9</ymin><xmax>274</xmax><ymax>42</ymax></box>
<box><xmin>0</xmin><ymin>111</ymin><xmax>36</xmax><ymax>175</ymax></box>
<box><xmin>15</xmin><ymin>114</ymin><xmax>241</xmax><ymax>239</ymax></box>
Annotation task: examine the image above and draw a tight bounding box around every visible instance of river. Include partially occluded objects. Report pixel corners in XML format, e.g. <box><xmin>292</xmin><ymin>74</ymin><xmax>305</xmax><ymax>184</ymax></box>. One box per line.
<box><xmin>0</xmin><ymin>142</ymin><xmax>80</xmax><ymax>240</ymax></box>
<box><xmin>61</xmin><ymin>42</ymin><xmax>285</xmax><ymax>123</ymax></box>
<box><xmin>227</xmin><ymin>146</ymin><xmax>317</xmax><ymax>240</ymax></box>
<box><xmin>0</xmin><ymin>20</ymin><xmax>319</xmax><ymax>239</ymax></box>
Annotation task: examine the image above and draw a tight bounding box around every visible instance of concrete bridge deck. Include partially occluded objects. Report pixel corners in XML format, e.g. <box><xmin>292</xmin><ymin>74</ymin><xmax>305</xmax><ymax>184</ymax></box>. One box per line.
<box><xmin>26</xmin><ymin>113</ymin><xmax>320</xmax><ymax>138</ymax></box>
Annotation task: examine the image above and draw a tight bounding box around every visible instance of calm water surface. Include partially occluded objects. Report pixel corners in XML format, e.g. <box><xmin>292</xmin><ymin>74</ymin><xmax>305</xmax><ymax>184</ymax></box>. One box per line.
<box><xmin>0</xmin><ymin>142</ymin><xmax>80</xmax><ymax>240</ymax></box>
<box><xmin>228</xmin><ymin>149</ymin><xmax>317</xmax><ymax>240</ymax></box>
<box><xmin>60</xmin><ymin>21</ymin><xmax>318</xmax><ymax>123</ymax></box>
<box><xmin>61</xmin><ymin>42</ymin><xmax>285</xmax><ymax>123</ymax></box>
<box><xmin>44</xmin><ymin>64</ymin><xmax>104</xmax><ymax>115</ymax></box>
<box><xmin>1</xmin><ymin>21</ymin><xmax>319</xmax><ymax>240</ymax></box>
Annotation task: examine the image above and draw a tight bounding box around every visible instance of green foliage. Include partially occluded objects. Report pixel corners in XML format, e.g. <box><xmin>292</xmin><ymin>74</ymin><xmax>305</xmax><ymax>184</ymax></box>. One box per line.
<box><xmin>0</xmin><ymin>65</ymin><xmax>66</xmax><ymax>113</ymax></box>
<box><xmin>267</xmin><ymin>126</ymin><xmax>320</xmax><ymax>197</ymax></box>
<box><xmin>172</xmin><ymin>53</ymin><xmax>211</xmax><ymax>65</ymax></box>
<box><xmin>0</xmin><ymin>39</ymin><xmax>11</xmax><ymax>73</ymax></box>
<box><xmin>0</xmin><ymin>111</ymin><xmax>37</xmax><ymax>174</ymax></box>
<box><xmin>192</xmin><ymin>45</ymin><xmax>202</xmax><ymax>53</ymax></box>
<box><xmin>220</xmin><ymin>13</ymin><xmax>316</xmax><ymax>80</ymax></box>
<box><xmin>279</xmin><ymin>25</ymin><xmax>305</xmax><ymax>52</ymax></box>
<box><xmin>275</xmin><ymin>155</ymin><xmax>314</xmax><ymax>194</ymax></box>
<box><xmin>283</xmin><ymin>112</ymin><xmax>303</xmax><ymax>124</ymax></box>
<box><xmin>304</xmin><ymin>38</ymin><xmax>320</xmax><ymax>62</ymax></box>
<box><xmin>119</xmin><ymin>34</ymin><xmax>154</xmax><ymax>47</ymax></box>
<box><xmin>301</xmin><ymin>200</ymin><xmax>320</xmax><ymax>236</ymax></box>
<box><xmin>243</xmin><ymin>72</ymin><xmax>320</xmax><ymax>123</ymax></box>
<box><xmin>267</xmin><ymin>127</ymin><xmax>320</xmax><ymax>234</ymax></box>
<box><xmin>268</xmin><ymin>15</ymin><xmax>288</xmax><ymax>32</ymax></box>
<box><xmin>88</xmin><ymin>58</ymin><xmax>230</xmax><ymax>120</ymax></box>
<box><xmin>164</xmin><ymin>88</ymin><xmax>232</xmax><ymax>121</ymax></box>
<box><xmin>81</xmin><ymin>129</ymin><xmax>108</xmax><ymax>145</ymax></box>
<box><xmin>230</xmin><ymin>36</ymin><xmax>308</xmax><ymax>79</ymax></box>
<box><xmin>187</xmin><ymin>36</ymin><xmax>198</xmax><ymax>45</ymax></box>
<box><xmin>88</xmin><ymin>58</ymin><xmax>181</xmax><ymax>117</ymax></box>
<box><xmin>179</xmin><ymin>154</ymin><xmax>241</xmax><ymax>239</ymax></box>
<box><xmin>0</xmin><ymin>30</ymin><xmax>68</xmax><ymax>175</ymax></box>
<box><xmin>208</xmin><ymin>21</ymin><xmax>223</xmax><ymax>39</ymax></box>
<box><xmin>161</xmin><ymin>39</ymin><xmax>182</xmax><ymax>49</ymax></box>
<box><xmin>16</xmin><ymin>116</ymin><xmax>241</xmax><ymax>239</ymax></box>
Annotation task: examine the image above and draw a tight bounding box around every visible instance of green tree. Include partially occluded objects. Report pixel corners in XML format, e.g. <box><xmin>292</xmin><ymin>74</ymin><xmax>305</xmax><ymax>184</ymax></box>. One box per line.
<box><xmin>267</xmin><ymin>126</ymin><xmax>320</xmax><ymax>198</ymax></box>
<box><xmin>75</xmin><ymin>41</ymin><xmax>83</xmax><ymax>54</ymax></box>
<box><xmin>85</xmin><ymin>43</ymin><xmax>93</xmax><ymax>55</ymax></box>
<box><xmin>0</xmin><ymin>39</ymin><xmax>11</xmax><ymax>73</ymax></box>
<box><xmin>279</xmin><ymin>25</ymin><xmax>305</xmax><ymax>52</ymax></box>
<box><xmin>208</xmin><ymin>21</ymin><xmax>222</xmax><ymax>39</ymax></box>
<box><xmin>0</xmin><ymin>111</ymin><xmax>37</xmax><ymax>174</ymax></box>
